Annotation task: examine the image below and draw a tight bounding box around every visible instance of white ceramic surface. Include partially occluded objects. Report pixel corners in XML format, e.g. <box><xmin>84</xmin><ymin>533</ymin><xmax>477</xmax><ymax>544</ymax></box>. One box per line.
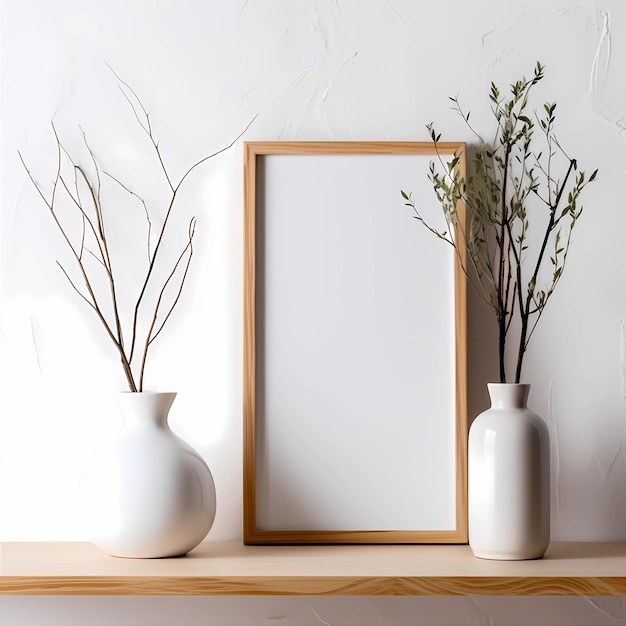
<box><xmin>468</xmin><ymin>383</ymin><xmax>550</xmax><ymax>560</ymax></box>
<box><xmin>81</xmin><ymin>392</ymin><xmax>216</xmax><ymax>558</ymax></box>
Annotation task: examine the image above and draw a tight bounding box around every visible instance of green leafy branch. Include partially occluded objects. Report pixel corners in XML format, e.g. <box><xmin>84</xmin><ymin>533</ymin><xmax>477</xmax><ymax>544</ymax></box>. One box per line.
<box><xmin>402</xmin><ymin>62</ymin><xmax>597</xmax><ymax>383</ymax></box>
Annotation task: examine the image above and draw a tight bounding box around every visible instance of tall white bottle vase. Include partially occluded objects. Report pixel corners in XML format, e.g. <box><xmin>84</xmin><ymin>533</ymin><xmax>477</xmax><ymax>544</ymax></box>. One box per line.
<box><xmin>468</xmin><ymin>383</ymin><xmax>550</xmax><ymax>560</ymax></box>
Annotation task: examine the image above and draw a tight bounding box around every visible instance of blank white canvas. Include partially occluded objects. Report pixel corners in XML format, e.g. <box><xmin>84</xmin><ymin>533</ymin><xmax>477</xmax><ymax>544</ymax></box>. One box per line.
<box><xmin>256</xmin><ymin>153</ymin><xmax>457</xmax><ymax>531</ymax></box>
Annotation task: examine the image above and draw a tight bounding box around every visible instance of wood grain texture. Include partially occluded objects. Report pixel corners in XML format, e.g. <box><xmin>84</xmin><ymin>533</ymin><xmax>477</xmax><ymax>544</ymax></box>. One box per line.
<box><xmin>4</xmin><ymin>542</ymin><xmax>626</xmax><ymax>596</ymax></box>
<box><xmin>242</xmin><ymin>141</ymin><xmax>258</xmax><ymax>542</ymax></box>
<box><xmin>452</xmin><ymin>144</ymin><xmax>468</xmax><ymax>542</ymax></box>
<box><xmin>242</xmin><ymin>141</ymin><xmax>468</xmax><ymax>545</ymax></box>
<box><xmin>242</xmin><ymin>141</ymin><xmax>464</xmax><ymax>156</ymax></box>
<box><xmin>5</xmin><ymin>575</ymin><xmax>626</xmax><ymax>597</ymax></box>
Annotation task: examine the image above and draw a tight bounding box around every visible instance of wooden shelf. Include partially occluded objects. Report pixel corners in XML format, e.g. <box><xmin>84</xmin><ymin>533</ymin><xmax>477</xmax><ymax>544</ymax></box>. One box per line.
<box><xmin>2</xmin><ymin>541</ymin><xmax>626</xmax><ymax>596</ymax></box>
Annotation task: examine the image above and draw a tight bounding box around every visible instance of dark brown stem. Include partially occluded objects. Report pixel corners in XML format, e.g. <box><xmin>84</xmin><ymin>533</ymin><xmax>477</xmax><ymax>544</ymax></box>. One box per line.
<box><xmin>514</xmin><ymin>157</ymin><xmax>578</xmax><ymax>382</ymax></box>
<box><xmin>496</xmin><ymin>144</ymin><xmax>512</xmax><ymax>382</ymax></box>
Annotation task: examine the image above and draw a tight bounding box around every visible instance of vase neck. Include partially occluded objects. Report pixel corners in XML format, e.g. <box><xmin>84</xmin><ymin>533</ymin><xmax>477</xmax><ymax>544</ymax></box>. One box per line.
<box><xmin>487</xmin><ymin>383</ymin><xmax>530</xmax><ymax>409</ymax></box>
<box><xmin>115</xmin><ymin>392</ymin><xmax>177</xmax><ymax>428</ymax></box>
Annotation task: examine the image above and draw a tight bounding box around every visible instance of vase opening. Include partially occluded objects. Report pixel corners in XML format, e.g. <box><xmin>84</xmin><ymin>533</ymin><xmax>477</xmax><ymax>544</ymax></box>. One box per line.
<box><xmin>487</xmin><ymin>383</ymin><xmax>530</xmax><ymax>410</ymax></box>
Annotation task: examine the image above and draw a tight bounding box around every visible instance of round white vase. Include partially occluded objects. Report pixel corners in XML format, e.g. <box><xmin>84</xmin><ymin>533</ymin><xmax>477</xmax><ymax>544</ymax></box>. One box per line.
<box><xmin>81</xmin><ymin>392</ymin><xmax>216</xmax><ymax>558</ymax></box>
<box><xmin>468</xmin><ymin>383</ymin><xmax>550</xmax><ymax>560</ymax></box>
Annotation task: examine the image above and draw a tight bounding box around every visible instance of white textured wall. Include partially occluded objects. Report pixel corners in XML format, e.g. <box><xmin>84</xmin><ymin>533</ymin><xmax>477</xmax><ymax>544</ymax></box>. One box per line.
<box><xmin>1</xmin><ymin>0</ymin><xmax>625</xmax><ymax>623</ymax></box>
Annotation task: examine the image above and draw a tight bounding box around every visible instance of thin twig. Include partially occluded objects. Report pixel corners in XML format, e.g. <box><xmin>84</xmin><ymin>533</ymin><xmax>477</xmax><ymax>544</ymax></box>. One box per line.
<box><xmin>103</xmin><ymin>170</ymin><xmax>153</xmax><ymax>260</ymax></box>
<box><xmin>138</xmin><ymin>218</ymin><xmax>196</xmax><ymax>391</ymax></box>
<box><xmin>20</xmin><ymin>70</ymin><xmax>255</xmax><ymax>390</ymax></box>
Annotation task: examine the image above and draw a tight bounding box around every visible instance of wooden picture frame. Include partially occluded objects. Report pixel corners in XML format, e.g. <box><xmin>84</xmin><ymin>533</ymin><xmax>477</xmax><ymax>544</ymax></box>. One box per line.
<box><xmin>243</xmin><ymin>141</ymin><xmax>467</xmax><ymax>544</ymax></box>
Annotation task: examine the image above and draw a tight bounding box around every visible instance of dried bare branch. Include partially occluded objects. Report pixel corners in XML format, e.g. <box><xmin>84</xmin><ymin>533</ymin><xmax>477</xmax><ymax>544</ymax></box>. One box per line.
<box><xmin>20</xmin><ymin>77</ymin><xmax>254</xmax><ymax>391</ymax></box>
<box><xmin>138</xmin><ymin>218</ymin><xmax>197</xmax><ymax>390</ymax></box>
<box><xmin>103</xmin><ymin>170</ymin><xmax>153</xmax><ymax>260</ymax></box>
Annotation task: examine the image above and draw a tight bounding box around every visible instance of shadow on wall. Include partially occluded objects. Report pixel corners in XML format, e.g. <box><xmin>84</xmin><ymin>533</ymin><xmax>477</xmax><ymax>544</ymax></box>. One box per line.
<box><xmin>466</xmin><ymin>278</ymin><xmax>499</xmax><ymax>423</ymax></box>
